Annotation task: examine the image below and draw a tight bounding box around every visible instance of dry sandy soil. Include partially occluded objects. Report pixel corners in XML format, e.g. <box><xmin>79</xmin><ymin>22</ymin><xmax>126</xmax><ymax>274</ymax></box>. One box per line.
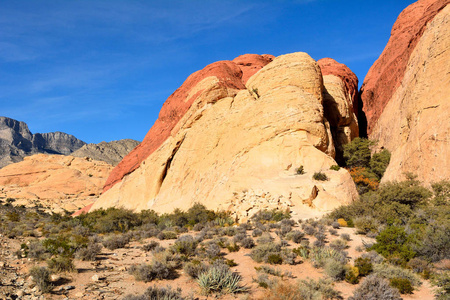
<box><xmin>0</xmin><ymin>225</ymin><xmax>436</xmax><ymax>300</ymax></box>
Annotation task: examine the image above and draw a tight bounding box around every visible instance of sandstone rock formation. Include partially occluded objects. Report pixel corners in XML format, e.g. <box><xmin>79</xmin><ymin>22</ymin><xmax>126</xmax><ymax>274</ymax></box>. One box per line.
<box><xmin>360</xmin><ymin>0</ymin><xmax>450</xmax><ymax>184</ymax></box>
<box><xmin>92</xmin><ymin>53</ymin><xmax>359</xmax><ymax>219</ymax></box>
<box><xmin>71</xmin><ymin>139</ymin><xmax>140</xmax><ymax>166</ymax></box>
<box><xmin>0</xmin><ymin>154</ymin><xmax>112</xmax><ymax>213</ymax></box>
<box><xmin>318</xmin><ymin>58</ymin><xmax>359</xmax><ymax>164</ymax></box>
<box><xmin>0</xmin><ymin>117</ymin><xmax>86</xmax><ymax>168</ymax></box>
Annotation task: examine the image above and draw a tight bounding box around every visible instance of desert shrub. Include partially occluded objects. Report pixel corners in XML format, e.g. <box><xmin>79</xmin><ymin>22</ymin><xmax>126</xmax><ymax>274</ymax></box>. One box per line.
<box><xmin>80</xmin><ymin>207</ymin><xmax>142</xmax><ymax>233</ymax></box>
<box><xmin>223</xmin><ymin>227</ymin><xmax>237</xmax><ymax>236</ymax></box>
<box><xmin>330</xmin><ymin>165</ymin><xmax>340</xmax><ymax>171</ymax></box>
<box><xmin>343</xmin><ymin>137</ymin><xmax>373</xmax><ymax>168</ymax></box>
<box><xmin>226</xmin><ymin>243</ymin><xmax>240</xmax><ymax>252</ymax></box>
<box><xmin>296</xmin><ymin>166</ymin><xmax>305</xmax><ymax>175</ymax></box>
<box><xmin>303</xmin><ymin>225</ymin><xmax>316</xmax><ymax>236</ymax></box>
<box><xmin>360</xmin><ymin>250</ymin><xmax>384</xmax><ymax>264</ymax></box>
<box><xmin>184</xmin><ymin>260</ymin><xmax>208</xmax><ymax>279</ymax></box>
<box><xmin>197</xmin><ymin>264</ymin><xmax>246</xmax><ymax>295</ymax></box>
<box><xmin>240</xmin><ymin>237</ymin><xmax>255</xmax><ymax>249</ymax></box>
<box><xmin>309</xmin><ymin>247</ymin><xmax>347</xmax><ymax>268</ymax></box>
<box><xmin>369</xmin><ymin>149</ymin><xmax>391</xmax><ymax>179</ymax></box>
<box><xmin>252</xmin><ymin>228</ymin><xmax>263</xmax><ymax>237</ymax></box>
<box><xmin>75</xmin><ymin>243</ymin><xmax>102</xmax><ymax>261</ymax></box>
<box><xmin>250</xmin><ymin>243</ymin><xmax>282</xmax><ymax>264</ymax></box>
<box><xmin>206</xmin><ymin>243</ymin><xmax>221</xmax><ymax>259</ymax></box>
<box><xmin>278</xmin><ymin>224</ymin><xmax>292</xmax><ymax>237</ymax></box>
<box><xmin>413</xmin><ymin>221</ymin><xmax>450</xmax><ymax>262</ymax></box>
<box><xmin>390</xmin><ymin>277</ymin><xmax>414</xmax><ymax>294</ymax></box>
<box><xmin>324</xmin><ymin>258</ymin><xmax>345</xmax><ymax>281</ymax></box>
<box><xmin>27</xmin><ymin>240</ymin><xmax>48</xmax><ymax>260</ymax></box>
<box><xmin>345</xmin><ymin>266</ymin><xmax>360</xmax><ymax>284</ymax></box>
<box><xmin>47</xmin><ymin>256</ymin><xmax>75</xmax><ymax>273</ymax></box>
<box><xmin>379</xmin><ymin>178</ymin><xmax>431</xmax><ymax>208</ymax></box>
<box><xmin>373</xmin><ymin>263</ymin><xmax>421</xmax><ymax>286</ymax></box>
<box><xmin>251</xmin><ymin>209</ymin><xmax>291</xmax><ymax>223</ymax></box>
<box><xmin>142</xmin><ymin>241</ymin><xmax>160</xmax><ymax>252</ymax></box>
<box><xmin>185</xmin><ymin>203</ymin><xmax>217</xmax><ymax>226</ymax></box>
<box><xmin>253</xmin><ymin>273</ymin><xmax>273</xmax><ymax>289</ymax></box>
<box><xmin>297</xmin><ymin>278</ymin><xmax>342</xmax><ymax>299</ymax></box>
<box><xmin>313</xmin><ymin>172</ymin><xmax>328</xmax><ymax>181</ymax></box>
<box><xmin>354</xmin><ymin>216</ymin><xmax>380</xmax><ymax>235</ymax></box>
<box><xmin>349</xmin><ymin>274</ymin><xmax>401</xmax><ymax>300</ymax></box>
<box><xmin>256</xmin><ymin>233</ymin><xmax>274</xmax><ymax>244</ymax></box>
<box><xmin>331</xmin><ymin>221</ymin><xmax>340</xmax><ymax>229</ymax></box>
<box><xmin>129</xmin><ymin>261</ymin><xmax>174</xmax><ymax>282</ymax></box>
<box><xmin>328</xmin><ymin>228</ymin><xmax>338</xmax><ymax>236</ymax></box>
<box><xmin>30</xmin><ymin>266</ymin><xmax>53</xmax><ymax>293</ymax></box>
<box><xmin>225</xmin><ymin>259</ymin><xmax>237</xmax><ymax>267</ymax></box>
<box><xmin>329</xmin><ymin>239</ymin><xmax>347</xmax><ymax>251</ymax></box>
<box><xmin>232</xmin><ymin>232</ymin><xmax>247</xmax><ymax>244</ymax></box>
<box><xmin>406</xmin><ymin>258</ymin><xmax>429</xmax><ymax>274</ymax></box>
<box><xmin>286</xmin><ymin>230</ymin><xmax>304</xmax><ymax>244</ymax></box>
<box><xmin>123</xmin><ymin>285</ymin><xmax>187</xmax><ymax>300</ymax></box>
<box><xmin>157</xmin><ymin>230</ymin><xmax>178</xmax><ymax>240</ymax></box>
<box><xmin>431</xmin><ymin>271</ymin><xmax>450</xmax><ymax>300</ymax></box>
<box><xmin>371</xmin><ymin>226</ymin><xmax>415</xmax><ymax>265</ymax></box>
<box><xmin>267</xmin><ymin>254</ymin><xmax>283</xmax><ymax>265</ymax></box>
<box><xmin>354</xmin><ymin>257</ymin><xmax>373</xmax><ymax>277</ymax></box>
<box><xmin>255</xmin><ymin>265</ymin><xmax>291</xmax><ymax>278</ymax></box>
<box><xmin>171</xmin><ymin>235</ymin><xmax>198</xmax><ymax>257</ymax></box>
<box><xmin>102</xmin><ymin>233</ymin><xmax>131</xmax><ymax>250</ymax></box>
<box><xmin>42</xmin><ymin>236</ymin><xmax>77</xmax><ymax>257</ymax></box>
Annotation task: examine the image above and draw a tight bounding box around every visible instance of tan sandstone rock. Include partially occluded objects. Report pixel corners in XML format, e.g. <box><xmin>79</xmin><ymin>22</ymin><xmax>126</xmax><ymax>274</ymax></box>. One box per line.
<box><xmin>91</xmin><ymin>52</ymin><xmax>359</xmax><ymax>219</ymax></box>
<box><xmin>370</xmin><ymin>5</ymin><xmax>450</xmax><ymax>184</ymax></box>
<box><xmin>0</xmin><ymin>154</ymin><xmax>112</xmax><ymax>212</ymax></box>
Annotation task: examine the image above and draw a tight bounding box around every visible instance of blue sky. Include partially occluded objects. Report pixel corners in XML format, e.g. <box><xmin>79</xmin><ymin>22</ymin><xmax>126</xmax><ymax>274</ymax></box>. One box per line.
<box><xmin>0</xmin><ymin>0</ymin><xmax>416</xmax><ymax>143</ymax></box>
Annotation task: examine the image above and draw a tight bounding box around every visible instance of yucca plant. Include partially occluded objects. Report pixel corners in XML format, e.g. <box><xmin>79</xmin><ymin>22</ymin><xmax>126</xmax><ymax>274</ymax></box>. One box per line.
<box><xmin>197</xmin><ymin>264</ymin><xmax>246</xmax><ymax>295</ymax></box>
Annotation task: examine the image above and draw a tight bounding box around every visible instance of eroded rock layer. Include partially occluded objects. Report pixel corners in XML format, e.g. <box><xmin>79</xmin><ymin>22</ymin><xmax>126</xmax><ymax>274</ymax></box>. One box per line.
<box><xmin>93</xmin><ymin>53</ymin><xmax>359</xmax><ymax>219</ymax></box>
<box><xmin>0</xmin><ymin>154</ymin><xmax>112</xmax><ymax>213</ymax></box>
<box><xmin>369</xmin><ymin>4</ymin><xmax>450</xmax><ymax>184</ymax></box>
<box><xmin>71</xmin><ymin>139</ymin><xmax>140</xmax><ymax>166</ymax></box>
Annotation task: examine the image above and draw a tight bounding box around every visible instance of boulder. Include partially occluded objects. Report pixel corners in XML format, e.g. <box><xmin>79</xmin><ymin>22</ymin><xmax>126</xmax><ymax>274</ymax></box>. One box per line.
<box><xmin>92</xmin><ymin>52</ymin><xmax>359</xmax><ymax>219</ymax></box>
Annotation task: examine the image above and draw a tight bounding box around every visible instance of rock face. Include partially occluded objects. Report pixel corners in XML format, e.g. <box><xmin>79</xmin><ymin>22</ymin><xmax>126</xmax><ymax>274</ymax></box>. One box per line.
<box><xmin>360</xmin><ymin>0</ymin><xmax>449</xmax><ymax>134</ymax></box>
<box><xmin>0</xmin><ymin>154</ymin><xmax>112</xmax><ymax>213</ymax></box>
<box><xmin>318</xmin><ymin>58</ymin><xmax>359</xmax><ymax>164</ymax></box>
<box><xmin>102</xmin><ymin>54</ymin><xmax>274</xmax><ymax>193</ymax></box>
<box><xmin>360</xmin><ymin>1</ymin><xmax>450</xmax><ymax>184</ymax></box>
<box><xmin>0</xmin><ymin>117</ymin><xmax>86</xmax><ymax>168</ymax></box>
<box><xmin>93</xmin><ymin>53</ymin><xmax>359</xmax><ymax>219</ymax></box>
<box><xmin>71</xmin><ymin>139</ymin><xmax>140</xmax><ymax>166</ymax></box>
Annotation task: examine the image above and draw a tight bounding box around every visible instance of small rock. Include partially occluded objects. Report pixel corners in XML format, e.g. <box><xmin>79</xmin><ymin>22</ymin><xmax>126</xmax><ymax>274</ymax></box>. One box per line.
<box><xmin>50</xmin><ymin>274</ymin><xmax>61</xmax><ymax>282</ymax></box>
<box><xmin>64</xmin><ymin>285</ymin><xmax>75</xmax><ymax>290</ymax></box>
<box><xmin>16</xmin><ymin>290</ymin><xmax>24</xmax><ymax>297</ymax></box>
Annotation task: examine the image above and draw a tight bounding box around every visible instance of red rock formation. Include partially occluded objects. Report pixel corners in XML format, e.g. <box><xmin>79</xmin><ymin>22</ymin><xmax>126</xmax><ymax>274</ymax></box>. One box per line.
<box><xmin>232</xmin><ymin>54</ymin><xmax>274</xmax><ymax>84</ymax></box>
<box><xmin>360</xmin><ymin>0</ymin><xmax>449</xmax><ymax>134</ymax></box>
<box><xmin>318</xmin><ymin>58</ymin><xmax>359</xmax><ymax>113</ymax></box>
<box><xmin>103</xmin><ymin>55</ymin><xmax>273</xmax><ymax>192</ymax></box>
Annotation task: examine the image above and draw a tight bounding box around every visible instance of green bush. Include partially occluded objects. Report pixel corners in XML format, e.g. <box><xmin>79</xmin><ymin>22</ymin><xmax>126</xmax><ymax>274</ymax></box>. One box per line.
<box><xmin>129</xmin><ymin>260</ymin><xmax>175</xmax><ymax>282</ymax></box>
<box><xmin>330</xmin><ymin>165</ymin><xmax>340</xmax><ymax>171</ymax></box>
<box><xmin>47</xmin><ymin>256</ymin><xmax>76</xmax><ymax>273</ymax></box>
<box><xmin>250</xmin><ymin>243</ymin><xmax>282</xmax><ymax>264</ymax></box>
<box><xmin>345</xmin><ymin>266</ymin><xmax>360</xmax><ymax>284</ymax></box>
<box><xmin>390</xmin><ymin>277</ymin><xmax>414</xmax><ymax>294</ymax></box>
<box><xmin>313</xmin><ymin>172</ymin><xmax>328</xmax><ymax>181</ymax></box>
<box><xmin>297</xmin><ymin>278</ymin><xmax>342</xmax><ymax>299</ymax></box>
<box><xmin>296</xmin><ymin>166</ymin><xmax>305</xmax><ymax>175</ymax></box>
<box><xmin>371</xmin><ymin>226</ymin><xmax>415</xmax><ymax>264</ymax></box>
<box><xmin>30</xmin><ymin>266</ymin><xmax>53</xmax><ymax>293</ymax></box>
<box><xmin>267</xmin><ymin>254</ymin><xmax>283</xmax><ymax>265</ymax></box>
<box><xmin>370</xmin><ymin>149</ymin><xmax>391</xmax><ymax>179</ymax></box>
<box><xmin>343</xmin><ymin>138</ymin><xmax>374</xmax><ymax>168</ymax></box>
<box><xmin>431</xmin><ymin>271</ymin><xmax>450</xmax><ymax>300</ymax></box>
<box><xmin>157</xmin><ymin>231</ymin><xmax>178</xmax><ymax>240</ymax></box>
<box><xmin>197</xmin><ymin>264</ymin><xmax>246</xmax><ymax>295</ymax></box>
<box><xmin>354</xmin><ymin>257</ymin><xmax>373</xmax><ymax>277</ymax></box>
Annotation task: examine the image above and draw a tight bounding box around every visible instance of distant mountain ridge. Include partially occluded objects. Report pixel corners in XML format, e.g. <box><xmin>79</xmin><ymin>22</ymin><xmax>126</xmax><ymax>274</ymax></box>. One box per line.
<box><xmin>71</xmin><ymin>139</ymin><xmax>140</xmax><ymax>166</ymax></box>
<box><xmin>0</xmin><ymin>116</ymin><xmax>86</xmax><ymax>168</ymax></box>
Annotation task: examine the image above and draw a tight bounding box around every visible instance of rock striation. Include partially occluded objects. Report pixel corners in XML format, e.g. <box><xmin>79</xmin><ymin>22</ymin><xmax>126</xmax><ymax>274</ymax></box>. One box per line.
<box><xmin>0</xmin><ymin>117</ymin><xmax>86</xmax><ymax>168</ymax></box>
<box><xmin>0</xmin><ymin>154</ymin><xmax>112</xmax><ymax>213</ymax></box>
<box><xmin>71</xmin><ymin>139</ymin><xmax>140</xmax><ymax>166</ymax></box>
<box><xmin>92</xmin><ymin>52</ymin><xmax>359</xmax><ymax>219</ymax></box>
<box><xmin>360</xmin><ymin>0</ymin><xmax>450</xmax><ymax>184</ymax></box>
